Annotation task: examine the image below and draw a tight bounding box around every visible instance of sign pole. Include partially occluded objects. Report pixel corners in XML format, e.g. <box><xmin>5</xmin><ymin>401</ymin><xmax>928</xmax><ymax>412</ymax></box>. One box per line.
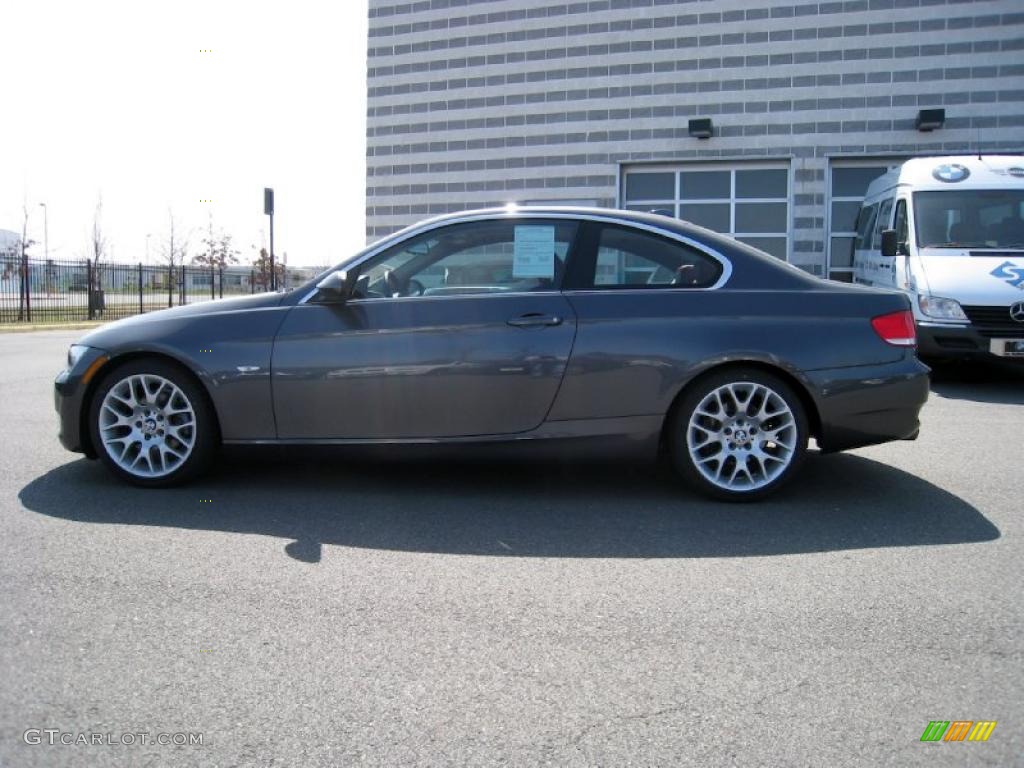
<box><xmin>264</xmin><ymin>187</ymin><xmax>276</xmax><ymax>291</ymax></box>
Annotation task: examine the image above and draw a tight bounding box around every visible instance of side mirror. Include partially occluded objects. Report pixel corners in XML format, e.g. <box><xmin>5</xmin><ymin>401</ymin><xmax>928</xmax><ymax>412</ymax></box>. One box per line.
<box><xmin>315</xmin><ymin>269</ymin><xmax>356</xmax><ymax>302</ymax></box>
<box><xmin>880</xmin><ymin>229</ymin><xmax>898</xmax><ymax>258</ymax></box>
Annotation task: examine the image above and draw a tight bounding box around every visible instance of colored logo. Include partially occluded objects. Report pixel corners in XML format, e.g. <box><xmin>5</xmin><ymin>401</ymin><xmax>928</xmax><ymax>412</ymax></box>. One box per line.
<box><xmin>991</xmin><ymin>261</ymin><xmax>1024</xmax><ymax>289</ymax></box>
<box><xmin>920</xmin><ymin>721</ymin><xmax>996</xmax><ymax>742</ymax></box>
<box><xmin>1011</xmin><ymin>301</ymin><xmax>1024</xmax><ymax>323</ymax></box>
<box><xmin>932</xmin><ymin>164</ymin><xmax>970</xmax><ymax>183</ymax></box>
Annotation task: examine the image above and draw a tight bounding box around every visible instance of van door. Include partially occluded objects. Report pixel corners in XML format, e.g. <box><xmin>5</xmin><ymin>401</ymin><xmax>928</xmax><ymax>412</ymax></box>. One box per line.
<box><xmin>852</xmin><ymin>202</ymin><xmax>878</xmax><ymax>284</ymax></box>
<box><xmin>892</xmin><ymin>197</ymin><xmax>912</xmax><ymax>291</ymax></box>
<box><xmin>866</xmin><ymin>197</ymin><xmax>896</xmax><ymax>287</ymax></box>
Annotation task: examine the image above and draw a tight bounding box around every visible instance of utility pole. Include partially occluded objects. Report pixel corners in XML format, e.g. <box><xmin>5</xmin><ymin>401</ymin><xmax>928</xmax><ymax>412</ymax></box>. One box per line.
<box><xmin>264</xmin><ymin>188</ymin><xmax>276</xmax><ymax>291</ymax></box>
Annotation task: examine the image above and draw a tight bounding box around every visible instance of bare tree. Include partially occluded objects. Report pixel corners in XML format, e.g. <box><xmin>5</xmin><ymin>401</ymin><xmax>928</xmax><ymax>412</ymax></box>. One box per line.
<box><xmin>250</xmin><ymin>245</ymin><xmax>283</xmax><ymax>292</ymax></box>
<box><xmin>193</xmin><ymin>214</ymin><xmax>240</xmax><ymax>272</ymax></box>
<box><xmin>17</xmin><ymin>204</ymin><xmax>37</xmax><ymax>320</ymax></box>
<box><xmin>90</xmin><ymin>194</ymin><xmax>108</xmax><ymax>267</ymax></box>
<box><xmin>158</xmin><ymin>210</ymin><xmax>189</xmax><ymax>307</ymax></box>
<box><xmin>86</xmin><ymin>194</ymin><xmax>108</xmax><ymax>299</ymax></box>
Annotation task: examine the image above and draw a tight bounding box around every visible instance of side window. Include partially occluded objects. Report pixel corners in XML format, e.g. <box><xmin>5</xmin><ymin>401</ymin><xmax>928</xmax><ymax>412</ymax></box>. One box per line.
<box><xmin>854</xmin><ymin>203</ymin><xmax>878</xmax><ymax>250</ymax></box>
<box><xmin>589</xmin><ymin>226</ymin><xmax>723</xmax><ymax>289</ymax></box>
<box><xmin>871</xmin><ymin>198</ymin><xmax>894</xmax><ymax>250</ymax></box>
<box><xmin>354</xmin><ymin>219</ymin><xmax>578</xmax><ymax>299</ymax></box>
<box><xmin>893</xmin><ymin>199</ymin><xmax>909</xmax><ymax>247</ymax></box>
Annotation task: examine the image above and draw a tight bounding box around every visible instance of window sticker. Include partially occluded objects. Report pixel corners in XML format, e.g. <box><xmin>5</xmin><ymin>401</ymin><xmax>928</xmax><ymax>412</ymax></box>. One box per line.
<box><xmin>512</xmin><ymin>225</ymin><xmax>556</xmax><ymax>278</ymax></box>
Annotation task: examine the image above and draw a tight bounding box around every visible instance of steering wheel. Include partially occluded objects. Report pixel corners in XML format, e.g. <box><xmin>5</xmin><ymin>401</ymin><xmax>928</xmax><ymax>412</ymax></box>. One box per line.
<box><xmin>407</xmin><ymin>279</ymin><xmax>425</xmax><ymax>297</ymax></box>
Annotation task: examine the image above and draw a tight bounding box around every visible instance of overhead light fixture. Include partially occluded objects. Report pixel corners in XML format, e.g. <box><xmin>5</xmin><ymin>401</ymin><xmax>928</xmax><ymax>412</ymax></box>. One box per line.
<box><xmin>688</xmin><ymin>118</ymin><xmax>713</xmax><ymax>139</ymax></box>
<box><xmin>915</xmin><ymin>108</ymin><xmax>945</xmax><ymax>132</ymax></box>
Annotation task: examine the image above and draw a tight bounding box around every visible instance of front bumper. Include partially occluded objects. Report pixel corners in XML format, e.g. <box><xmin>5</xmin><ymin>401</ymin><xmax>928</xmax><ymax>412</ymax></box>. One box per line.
<box><xmin>917</xmin><ymin>321</ymin><xmax>1024</xmax><ymax>361</ymax></box>
<box><xmin>807</xmin><ymin>354</ymin><xmax>930</xmax><ymax>453</ymax></box>
<box><xmin>54</xmin><ymin>347</ymin><xmax>108</xmax><ymax>456</ymax></box>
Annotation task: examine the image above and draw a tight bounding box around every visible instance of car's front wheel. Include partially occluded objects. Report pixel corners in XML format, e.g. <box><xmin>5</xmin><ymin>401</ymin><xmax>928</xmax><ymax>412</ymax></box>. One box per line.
<box><xmin>669</xmin><ymin>369</ymin><xmax>808</xmax><ymax>501</ymax></box>
<box><xmin>88</xmin><ymin>359</ymin><xmax>217</xmax><ymax>487</ymax></box>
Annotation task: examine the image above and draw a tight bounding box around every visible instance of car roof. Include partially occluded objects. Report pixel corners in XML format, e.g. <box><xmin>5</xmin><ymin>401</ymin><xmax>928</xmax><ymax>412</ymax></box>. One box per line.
<box><xmin>373</xmin><ymin>205</ymin><xmax>738</xmax><ymax>252</ymax></box>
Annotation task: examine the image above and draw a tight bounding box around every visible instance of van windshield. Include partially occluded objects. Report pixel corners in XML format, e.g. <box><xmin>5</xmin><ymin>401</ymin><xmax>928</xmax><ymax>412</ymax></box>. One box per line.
<box><xmin>914</xmin><ymin>189</ymin><xmax>1024</xmax><ymax>249</ymax></box>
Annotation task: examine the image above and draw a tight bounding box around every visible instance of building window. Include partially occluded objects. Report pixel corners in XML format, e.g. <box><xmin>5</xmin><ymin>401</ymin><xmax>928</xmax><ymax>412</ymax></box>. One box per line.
<box><xmin>622</xmin><ymin>163</ymin><xmax>790</xmax><ymax>261</ymax></box>
<box><xmin>827</xmin><ymin>159</ymin><xmax>904</xmax><ymax>282</ymax></box>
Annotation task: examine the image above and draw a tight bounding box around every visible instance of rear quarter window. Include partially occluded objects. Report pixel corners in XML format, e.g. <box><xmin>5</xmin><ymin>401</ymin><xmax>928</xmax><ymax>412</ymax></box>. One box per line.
<box><xmin>588</xmin><ymin>226</ymin><xmax>723</xmax><ymax>289</ymax></box>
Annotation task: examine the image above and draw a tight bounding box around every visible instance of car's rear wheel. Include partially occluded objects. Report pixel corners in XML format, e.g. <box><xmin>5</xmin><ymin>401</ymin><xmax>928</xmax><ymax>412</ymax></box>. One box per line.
<box><xmin>88</xmin><ymin>359</ymin><xmax>217</xmax><ymax>487</ymax></box>
<box><xmin>669</xmin><ymin>369</ymin><xmax>808</xmax><ymax>501</ymax></box>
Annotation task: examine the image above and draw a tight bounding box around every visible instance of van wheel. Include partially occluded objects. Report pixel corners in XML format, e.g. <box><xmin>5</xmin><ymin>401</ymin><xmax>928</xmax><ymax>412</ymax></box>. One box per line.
<box><xmin>669</xmin><ymin>369</ymin><xmax>808</xmax><ymax>501</ymax></box>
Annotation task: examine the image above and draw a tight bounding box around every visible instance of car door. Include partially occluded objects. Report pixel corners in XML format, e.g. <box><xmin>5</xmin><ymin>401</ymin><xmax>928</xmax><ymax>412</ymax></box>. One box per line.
<box><xmin>271</xmin><ymin>217</ymin><xmax>579</xmax><ymax>439</ymax></box>
<box><xmin>550</xmin><ymin>221</ymin><xmax>728</xmax><ymax>421</ymax></box>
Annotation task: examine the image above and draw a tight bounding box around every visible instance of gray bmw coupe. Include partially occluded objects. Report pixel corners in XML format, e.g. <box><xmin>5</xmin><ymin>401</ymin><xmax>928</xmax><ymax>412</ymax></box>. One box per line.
<box><xmin>55</xmin><ymin>207</ymin><xmax>929</xmax><ymax>500</ymax></box>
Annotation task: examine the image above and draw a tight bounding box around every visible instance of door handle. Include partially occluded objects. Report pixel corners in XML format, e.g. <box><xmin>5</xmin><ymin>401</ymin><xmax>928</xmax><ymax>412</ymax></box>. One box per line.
<box><xmin>507</xmin><ymin>313</ymin><xmax>563</xmax><ymax>328</ymax></box>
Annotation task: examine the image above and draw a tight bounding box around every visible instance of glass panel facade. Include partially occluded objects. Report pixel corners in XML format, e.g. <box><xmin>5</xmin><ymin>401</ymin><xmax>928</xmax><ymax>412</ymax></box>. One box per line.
<box><xmin>827</xmin><ymin>160</ymin><xmax>903</xmax><ymax>281</ymax></box>
<box><xmin>735</xmin><ymin>203</ymin><xmax>787</xmax><ymax>234</ymax></box>
<box><xmin>735</xmin><ymin>169</ymin><xmax>787</xmax><ymax>199</ymax></box>
<box><xmin>679</xmin><ymin>203</ymin><xmax>730</xmax><ymax>232</ymax></box>
<box><xmin>679</xmin><ymin>171</ymin><xmax>731</xmax><ymax>200</ymax></box>
<box><xmin>830</xmin><ymin>201</ymin><xmax>862</xmax><ymax>233</ymax></box>
<box><xmin>623</xmin><ymin>163</ymin><xmax>790</xmax><ymax>261</ymax></box>
<box><xmin>624</xmin><ymin>172</ymin><xmax>674</xmax><ymax>201</ymax></box>
<box><xmin>830</xmin><ymin>236</ymin><xmax>856</xmax><ymax>267</ymax></box>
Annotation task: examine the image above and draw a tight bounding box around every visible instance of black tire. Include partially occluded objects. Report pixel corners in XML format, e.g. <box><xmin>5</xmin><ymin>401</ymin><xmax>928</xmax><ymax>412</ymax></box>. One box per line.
<box><xmin>668</xmin><ymin>368</ymin><xmax>809</xmax><ymax>502</ymax></box>
<box><xmin>88</xmin><ymin>358</ymin><xmax>218</xmax><ymax>487</ymax></box>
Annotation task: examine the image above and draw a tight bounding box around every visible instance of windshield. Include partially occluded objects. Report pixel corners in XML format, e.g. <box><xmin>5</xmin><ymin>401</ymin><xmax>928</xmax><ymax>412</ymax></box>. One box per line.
<box><xmin>913</xmin><ymin>189</ymin><xmax>1024</xmax><ymax>249</ymax></box>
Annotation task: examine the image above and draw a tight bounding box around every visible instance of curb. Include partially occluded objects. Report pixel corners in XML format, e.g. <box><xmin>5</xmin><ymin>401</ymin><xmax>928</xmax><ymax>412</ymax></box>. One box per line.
<box><xmin>0</xmin><ymin>322</ymin><xmax>106</xmax><ymax>334</ymax></box>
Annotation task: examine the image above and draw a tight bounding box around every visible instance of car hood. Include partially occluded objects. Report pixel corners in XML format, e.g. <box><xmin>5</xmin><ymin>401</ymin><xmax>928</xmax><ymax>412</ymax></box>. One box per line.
<box><xmin>916</xmin><ymin>254</ymin><xmax>1024</xmax><ymax>306</ymax></box>
<box><xmin>77</xmin><ymin>292</ymin><xmax>288</xmax><ymax>349</ymax></box>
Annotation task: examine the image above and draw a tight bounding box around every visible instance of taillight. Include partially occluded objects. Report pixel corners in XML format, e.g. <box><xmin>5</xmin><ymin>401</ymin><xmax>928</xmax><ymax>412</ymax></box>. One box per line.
<box><xmin>871</xmin><ymin>310</ymin><xmax>916</xmax><ymax>347</ymax></box>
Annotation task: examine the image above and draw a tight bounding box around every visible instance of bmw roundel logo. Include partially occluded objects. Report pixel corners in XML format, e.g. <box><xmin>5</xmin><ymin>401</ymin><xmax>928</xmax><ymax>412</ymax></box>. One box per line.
<box><xmin>932</xmin><ymin>164</ymin><xmax>970</xmax><ymax>183</ymax></box>
<box><xmin>1011</xmin><ymin>301</ymin><xmax>1024</xmax><ymax>323</ymax></box>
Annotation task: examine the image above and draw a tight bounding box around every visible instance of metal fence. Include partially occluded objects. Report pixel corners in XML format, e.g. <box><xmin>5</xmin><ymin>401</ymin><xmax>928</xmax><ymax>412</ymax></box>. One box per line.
<box><xmin>0</xmin><ymin>256</ymin><xmax>316</xmax><ymax>324</ymax></box>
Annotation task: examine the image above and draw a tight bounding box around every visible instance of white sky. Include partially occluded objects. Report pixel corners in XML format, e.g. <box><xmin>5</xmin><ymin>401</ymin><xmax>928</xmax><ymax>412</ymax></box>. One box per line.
<box><xmin>1</xmin><ymin>0</ymin><xmax>368</xmax><ymax>267</ymax></box>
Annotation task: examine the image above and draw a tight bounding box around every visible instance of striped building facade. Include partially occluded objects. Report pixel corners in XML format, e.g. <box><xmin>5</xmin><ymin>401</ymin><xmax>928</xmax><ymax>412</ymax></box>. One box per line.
<box><xmin>365</xmin><ymin>0</ymin><xmax>1023</xmax><ymax>279</ymax></box>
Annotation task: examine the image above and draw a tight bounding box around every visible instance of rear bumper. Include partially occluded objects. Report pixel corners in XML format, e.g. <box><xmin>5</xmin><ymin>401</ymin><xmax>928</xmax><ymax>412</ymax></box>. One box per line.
<box><xmin>807</xmin><ymin>354</ymin><xmax>930</xmax><ymax>453</ymax></box>
<box><xmin>917</xmin><ymin>321</ymin><xmax>1024</xmax><ymax>361</ymax></box>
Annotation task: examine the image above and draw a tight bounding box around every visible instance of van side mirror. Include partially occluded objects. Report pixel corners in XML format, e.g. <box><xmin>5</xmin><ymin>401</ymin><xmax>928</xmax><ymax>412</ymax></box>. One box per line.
<box><xmin>315</xmin><ymin>269</ymin><xmax>356</xmax><ymax>302</ymax></box>
<box><xmin>880</xmin><ymin>229</ymin><xmax>898</xmax><ymax>258</ymax></box>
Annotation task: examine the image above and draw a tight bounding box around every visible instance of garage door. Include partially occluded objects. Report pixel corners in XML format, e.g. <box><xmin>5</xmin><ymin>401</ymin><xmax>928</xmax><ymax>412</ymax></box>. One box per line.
<box><xmin>621</xmin><ymin>163</ymin><xmax>791</xmax><ymax>261</ymax></box>
<box><xmin>827</xmin><ymin>159</ymin><xmax>904</xmax><ymax>282</ymax></box>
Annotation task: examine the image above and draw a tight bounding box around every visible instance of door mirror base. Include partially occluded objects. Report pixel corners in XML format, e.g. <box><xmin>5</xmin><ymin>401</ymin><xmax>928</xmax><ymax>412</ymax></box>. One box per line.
<box><xmin>315</xmin><ymin>270</ymin><xmax>356</xmax><ymax>303</ymax></box>
<box><xmin>880</xmin><ymin>229</ymin><xmax>899</xmax><ymax>258</ymax></box>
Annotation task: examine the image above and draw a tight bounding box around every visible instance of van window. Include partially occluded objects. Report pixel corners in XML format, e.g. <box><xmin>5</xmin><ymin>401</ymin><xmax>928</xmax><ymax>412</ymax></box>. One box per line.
<box><xmin>914</xmin><ymin>190</ymin><xmax>1024</xmax><ymax>248</ymax></box>
<box><xmin>871</xmin><ymin>198</ymin><xmax>893</xmax><ymax>250</ymax></box>
<box><xmin>854</xmin><ymin>204</ymin><xmax>878</xmax><ymax>250</ymax></box>
<box><xmin>894</xmin><ymin>199</ymin><xmax>909</xmax><ymax>247</ymax></box>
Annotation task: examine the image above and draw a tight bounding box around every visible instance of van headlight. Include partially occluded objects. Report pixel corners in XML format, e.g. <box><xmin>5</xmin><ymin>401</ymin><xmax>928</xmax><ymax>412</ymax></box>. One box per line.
<box><xmin>917</xmin><ymin>295</ymin><xmax>968</xmax><ymax>321</ymax></box>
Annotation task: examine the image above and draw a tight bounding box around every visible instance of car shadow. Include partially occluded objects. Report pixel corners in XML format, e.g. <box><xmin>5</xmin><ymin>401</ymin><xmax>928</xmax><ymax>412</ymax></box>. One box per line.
<box><xmin>928</xmin><ymin>358</ymin><xmax>1024</xmax><ymax>405</ymax></box>
<box><xmin>19</xmin><ymin>448</ymin><xmax>999</xmax><ymax>563</ymax></box>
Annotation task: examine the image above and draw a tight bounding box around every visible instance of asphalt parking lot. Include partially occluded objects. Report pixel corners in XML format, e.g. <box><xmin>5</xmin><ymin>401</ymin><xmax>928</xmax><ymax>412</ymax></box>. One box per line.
<box><xmin>1</xmin><ymin>329</ymin><xmax>1021</xmax><ymax>767</ymax></box>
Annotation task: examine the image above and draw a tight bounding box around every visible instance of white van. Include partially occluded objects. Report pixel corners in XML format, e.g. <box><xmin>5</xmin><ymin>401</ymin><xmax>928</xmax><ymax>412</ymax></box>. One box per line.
<box><xmin>852</xmin><ymin>155</ymin><xmax>1024</xmax><ymax>361</ymax></box>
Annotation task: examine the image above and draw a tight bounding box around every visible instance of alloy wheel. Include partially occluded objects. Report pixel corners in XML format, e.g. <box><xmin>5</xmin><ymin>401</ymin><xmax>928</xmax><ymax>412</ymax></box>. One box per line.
<box><xmin>685</xmin><ymin>381</ymin><xmax>797</xmax><ymax>492</ymax></box>
<box><xmin>98</xmin><ymin>374</ymin><xmax>197</xmax><ymax>478</ymax></box>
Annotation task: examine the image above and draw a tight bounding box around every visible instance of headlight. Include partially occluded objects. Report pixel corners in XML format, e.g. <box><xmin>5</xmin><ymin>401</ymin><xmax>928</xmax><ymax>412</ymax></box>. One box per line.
<box><xmin>67</xmin><ymin>344</ymin><xmax>91</xmax><ymax>368</ymax></box>
<box><xmin>917</xmin><ymin>294</ymin><xmax>968</xmax><ymax>321</ymax></box>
